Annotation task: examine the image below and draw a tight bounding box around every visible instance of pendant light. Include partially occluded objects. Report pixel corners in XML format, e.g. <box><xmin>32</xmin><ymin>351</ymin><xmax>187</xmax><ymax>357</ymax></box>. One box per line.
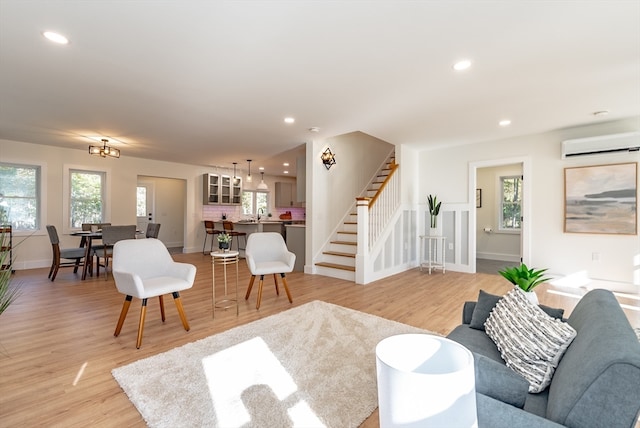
<box><xmin>232</xmin><ymin>162</ymin><xmax>239</xmax><ymax>184</ymax></box>
<box><xmin>246</xmin><ymin>159</ymin><xmax>253</xmax><ymax>183</ymax></box>
<box><xmin>257</xmin><ymin>171</ymin><xmax>269</xmax><ymax>191</ymax></box>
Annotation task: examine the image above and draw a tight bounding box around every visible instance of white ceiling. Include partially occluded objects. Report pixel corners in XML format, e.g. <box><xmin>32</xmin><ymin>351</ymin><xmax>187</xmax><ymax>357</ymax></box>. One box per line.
<box><xmin>1</xmin><ymin>1</ymin><xmax>639</xmax><ymax>177</ymax></box>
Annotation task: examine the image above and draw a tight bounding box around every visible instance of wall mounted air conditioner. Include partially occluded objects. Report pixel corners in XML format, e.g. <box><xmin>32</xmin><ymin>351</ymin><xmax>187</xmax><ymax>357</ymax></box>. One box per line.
<box><xmin>561</xmin><ymin>131</ymin><xmax>640</xmax><ymax>159</ymax></box>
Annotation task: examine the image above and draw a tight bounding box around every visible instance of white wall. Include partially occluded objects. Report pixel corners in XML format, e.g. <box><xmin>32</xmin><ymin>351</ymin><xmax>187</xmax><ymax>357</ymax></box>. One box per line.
<box><xmin>418</xmin><ymin>117</ymin><xmax>640</xmax><ymax>286</ymax></box>
<box><xmin>307</xmin><ymin>131</ymin><xmax>394</xmax><ymax>268</ymax></box>
<box><xmin>0</xmin><ymin>138</ymin><xmax>283</xmax><ymax>268</ymax></box>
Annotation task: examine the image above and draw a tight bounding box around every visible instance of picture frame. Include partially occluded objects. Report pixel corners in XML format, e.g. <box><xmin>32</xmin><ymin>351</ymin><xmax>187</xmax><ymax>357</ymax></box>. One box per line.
<box><xmin>476</xmin><ymin>189</ymin><xmax>482</xmax><ymax>208</ymax></box>
<box><xmin>564</xmin><ymin>162</ymin><xmax>637</xmax><ymax>235</ymax></box>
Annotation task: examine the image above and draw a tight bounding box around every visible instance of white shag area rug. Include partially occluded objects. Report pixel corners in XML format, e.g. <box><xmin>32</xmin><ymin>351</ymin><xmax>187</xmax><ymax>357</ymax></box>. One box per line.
<box><xmin>112</xmin><ymin>300</ymin><xmax>429</xmax><ymax>428</ymax></box>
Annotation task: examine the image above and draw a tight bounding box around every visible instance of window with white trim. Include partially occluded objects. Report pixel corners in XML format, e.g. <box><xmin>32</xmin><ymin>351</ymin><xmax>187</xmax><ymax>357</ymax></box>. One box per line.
<box><xmin>0</xmin><ymin>162</ymin><xmax>41</xmax><ymax>231</ymax></box>
<box><xmin>242</xmin><ymin>190</ymin><xmax>269</xmax><ymax>218</ymax></box>
<box><xmin>69</xmin><ymin>169</ymin><xmax>106</xmax><ymax>229</ymax></box>
<box><xmin>500</xmin><ymin>175</ymin><xmax>522</xmax><ymax>230</ymax></box>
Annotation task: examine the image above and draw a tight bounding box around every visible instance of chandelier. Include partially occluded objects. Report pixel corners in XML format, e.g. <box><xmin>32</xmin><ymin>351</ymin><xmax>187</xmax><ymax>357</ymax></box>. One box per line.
<box><xmin>89</xmin><ymin>139</ymin><xmax>120</xmax><ymax>158</ymax></box>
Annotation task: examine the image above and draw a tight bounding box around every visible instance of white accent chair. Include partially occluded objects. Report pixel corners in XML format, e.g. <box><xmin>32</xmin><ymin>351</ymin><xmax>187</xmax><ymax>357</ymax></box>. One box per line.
<box><xmin>112</xmin><ymin>238</ymin><xmax>196</xmax><ymax>348</ymax></box>
<box><xmin>244</xmin><ymin>232</ymin><xmax>295</xmax><ymax>309</ymax></box>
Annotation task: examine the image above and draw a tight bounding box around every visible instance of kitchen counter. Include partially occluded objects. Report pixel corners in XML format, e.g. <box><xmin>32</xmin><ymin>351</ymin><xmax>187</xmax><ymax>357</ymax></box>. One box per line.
<box><xmin>285</xmin><ymin>224</ymin><xmax>305</xmax><ymax>271</ymax></box>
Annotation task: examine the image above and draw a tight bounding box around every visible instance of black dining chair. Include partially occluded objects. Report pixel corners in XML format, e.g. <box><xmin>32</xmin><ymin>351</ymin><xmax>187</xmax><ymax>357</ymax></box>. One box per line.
<box><xmin>145</xmin><ymin>223</ymin><xmax>161</xmax><ymax>239</ymax></box>
<box><xmin>46</xmin><ymin>225</ymin><xmax>87</xmax><ymax>281</ymax></box>
<box><xmin>96</xmin><ymin>225</ymin><xmax>137</xmax><ymax>280</ymax></box>
<box><xmin>82</xmin><ymin>222</ymin><xmax>111</xmax><ymax>274</ymax></box>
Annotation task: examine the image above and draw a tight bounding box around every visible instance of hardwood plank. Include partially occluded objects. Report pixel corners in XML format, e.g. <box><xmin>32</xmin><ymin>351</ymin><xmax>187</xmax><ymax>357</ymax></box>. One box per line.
<box><xmin>0</xmin><ymin>252</ymin><xmax>637</xmax><ymax>427</ymax></box>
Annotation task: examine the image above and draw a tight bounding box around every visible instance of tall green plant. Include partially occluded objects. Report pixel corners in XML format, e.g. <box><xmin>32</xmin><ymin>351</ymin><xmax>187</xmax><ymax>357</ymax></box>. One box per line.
<box><xmin>498</xmin><ymin>263</ymin><xmax>549</xmax><ymax>292</ymax></box>
<box><xmin>427</xmin><ymin>195</ymin><xmax>441</xmax><ymax>228</ymax></box>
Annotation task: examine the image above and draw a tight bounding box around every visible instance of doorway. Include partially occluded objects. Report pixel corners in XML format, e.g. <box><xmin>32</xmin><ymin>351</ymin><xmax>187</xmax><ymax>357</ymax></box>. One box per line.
<box><xmin>137</xmin><ymin>181</ymin><xmax>155</xmax><ymax>234</ymax></box>
<box><xmin>469</xmin><ymin>157</ymin><xmax>531</xmax><ymax>274</ymax></box>
<box><xmin>136</xmin><ymin>176</ymin><xmax>187</xmax><ymax>250</ymax></box>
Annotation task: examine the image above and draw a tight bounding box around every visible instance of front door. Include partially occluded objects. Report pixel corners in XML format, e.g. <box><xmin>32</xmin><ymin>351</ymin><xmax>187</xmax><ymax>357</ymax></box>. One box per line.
<box><xmin>136</xmin><ymin>182</ymin><xmax>155</xmax><ymax>235</ymax></box>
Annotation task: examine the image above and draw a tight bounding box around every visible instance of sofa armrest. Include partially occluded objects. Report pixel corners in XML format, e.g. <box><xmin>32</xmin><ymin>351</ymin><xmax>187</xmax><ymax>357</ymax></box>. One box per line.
<box><xmin>462</xmin><ymin>301</ymin><xmax>476</xmax><ymax>324</ymax></box>
<box><xmin>477</xmin><ymin>394</ymin><xmax>566</xmax><ymax>428</ymax></box>
<box><xmin>474</xmin><ymin>353</ymin><xmax>529</xmax><ymax>409</ymax></box>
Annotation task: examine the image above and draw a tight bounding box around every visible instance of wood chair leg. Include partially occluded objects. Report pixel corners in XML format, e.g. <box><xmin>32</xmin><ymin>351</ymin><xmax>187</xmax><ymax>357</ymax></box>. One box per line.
<box><xmin>158</xmin><ymin>295</ymin><xmax>165</xmax><ymax>322</ymax></box>
<box><xmin>245</xmin><ymin>275</ymin><xmax>256</xmax><ymax>300</ymax></box>
<box><xmin>281</xmin><ymin>273</ymin><xmax>293</xmax><ymax>303</ymax></box>
<box><xmin>73</xmin><ymin>258</ymin><xmax>81</xmax><ymax>273</ymax></box>
<box><xmin>172</xmin><ymin>292</ymin><xmax>190</xmax><ymax>331</ymax></box>
<box><xmin>256</xmin><ymin>275</ymin><xmax>265</xmax><ymax>310</ymax></box>
<box><xmin>273</xmin><ymin>274</ymin><xmax>280</xmax><ymax>295</ymax></box>
<box><xmin>48</xmin><ymin>263</ymin><xmax>55</xmax><ymax>279</ymax></box>
<box><xmin>50</xmin><ymin>265</ymin><xmax>59</xmax><ymax>281</ymax></box>
<box><xmin>114</xmin><ymin>295</ymin><xmax>133</xmax><ymax>336</ymax></box>
<box><xmin>136</xmin><ymin>298</ymin><xmax>148</xmax><ymax>349</ymax></box>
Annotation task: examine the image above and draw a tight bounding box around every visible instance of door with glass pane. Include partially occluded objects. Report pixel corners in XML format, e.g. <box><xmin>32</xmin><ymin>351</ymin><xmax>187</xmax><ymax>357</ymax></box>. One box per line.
<box><xmin>136</xmin><ymin>182</ymin><xmax>155</xmax><ymax>234</ymax></box>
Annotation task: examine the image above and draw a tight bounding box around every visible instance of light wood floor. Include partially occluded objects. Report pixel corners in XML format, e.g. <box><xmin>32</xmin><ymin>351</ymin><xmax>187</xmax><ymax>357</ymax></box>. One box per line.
<box><xmin>1</xmin><ymin>252</ymin><xmax>638</xmax><ymax>427</ymax></box>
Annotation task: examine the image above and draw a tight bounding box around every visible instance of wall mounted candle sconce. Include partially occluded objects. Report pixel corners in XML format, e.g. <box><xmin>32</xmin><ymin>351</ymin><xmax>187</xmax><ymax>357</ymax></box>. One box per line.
<box><xmin>321</xmin><ymin>148</ymin><xmax>336</xmax><ymax>170</ymax></box>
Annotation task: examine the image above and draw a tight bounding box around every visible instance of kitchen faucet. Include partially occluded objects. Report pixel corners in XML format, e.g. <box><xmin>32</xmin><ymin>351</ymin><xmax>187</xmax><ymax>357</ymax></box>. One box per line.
<box><xmin>258</xmin><ymin>208</ymin><xmax>264</xmax><ymax>221</ymax></box>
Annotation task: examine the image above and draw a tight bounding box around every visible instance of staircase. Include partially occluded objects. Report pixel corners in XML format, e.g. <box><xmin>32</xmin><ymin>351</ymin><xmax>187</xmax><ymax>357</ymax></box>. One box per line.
<box><xmin>314</xmin><ymin>153</ymin><xmax>397</xmax><ymax>281</ymax></box>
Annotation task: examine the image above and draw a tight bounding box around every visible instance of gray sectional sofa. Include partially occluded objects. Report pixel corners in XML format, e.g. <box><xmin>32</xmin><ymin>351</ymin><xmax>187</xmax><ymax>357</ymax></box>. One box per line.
<box><xmin>447</xmin><ymin>288</ymin><xmax>640</xmax><ymax>428</ymax></box>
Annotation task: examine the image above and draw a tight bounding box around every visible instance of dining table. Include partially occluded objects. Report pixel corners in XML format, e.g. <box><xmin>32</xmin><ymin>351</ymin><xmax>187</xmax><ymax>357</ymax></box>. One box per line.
<box><xmin>71</xmin><ymin>228</ymin><xmax>143</xmax><ymax>280</ymax></box>
<box><xmin>71</xmin><ymin>230</ymin><xmax>103</xmax><ymax>280</ymax></box>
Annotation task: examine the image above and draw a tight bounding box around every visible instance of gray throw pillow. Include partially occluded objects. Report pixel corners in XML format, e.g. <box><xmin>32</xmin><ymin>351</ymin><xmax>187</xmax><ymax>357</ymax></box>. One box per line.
<box><xmin>485</xmin><ymin>289</ymin><xmax>577</xmax><ymax>393</ymax></box>
<box><xmin>469</xmin><ymin>289</ymin><xmax>565</xmax><ymax>331</ymax></box>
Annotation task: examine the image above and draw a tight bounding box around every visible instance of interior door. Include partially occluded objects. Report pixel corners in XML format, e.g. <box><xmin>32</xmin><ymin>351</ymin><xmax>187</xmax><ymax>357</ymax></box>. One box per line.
<box><xmin>136</xmin><ymin>182</ymin><xmax>155</xmax><ymax>234</ymax></box>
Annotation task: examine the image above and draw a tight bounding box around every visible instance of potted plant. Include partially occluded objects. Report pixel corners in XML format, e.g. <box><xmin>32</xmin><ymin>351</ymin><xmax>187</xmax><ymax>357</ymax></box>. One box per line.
<box><xmin>498</xmin><ymin>263</ymin><xmax>549</xmax><ymax>304</ymax></box>
<box><xmin>217</xmin><ymin>233</ymin><xmax>231</xmax><ymax>251</ymax></box>
<box><xmin>427</xmin><ymin>195</ymin><xmax>441</xmax><ymax>233</ymax></box>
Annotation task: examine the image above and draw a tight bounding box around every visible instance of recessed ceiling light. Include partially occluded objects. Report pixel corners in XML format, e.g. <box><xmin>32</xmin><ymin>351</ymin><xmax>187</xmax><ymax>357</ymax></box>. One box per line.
<box><xmin>593</xmin><ymin>110</ymin><xmax>609</xmax><ymax>117</ymax></box>
<box><xmin>283</xmin><ymin>162</ymin><xmax>289</xmax><ymax>167</ymax></box>
<box><xmin>284</xmin><ymin>117</ymin><xmax>295</xmax><ymax>124</ymax></box>
<box><xmin>283</xmin><ymin>170</ymin><xmax>289</xmax><ymax>174</ymax></box>
<box><xmin>43</xmin><ymin>31</ymin><xmax>69</xmax><ymax>45</ymax></box>
<box><xmin>259</xmin><ymin>166</ymin><xmax>265</xmax><ymax>171</ymax></box>
<box><xmin>309</xmin><ymin>127</ymin><xmax>320</xmax><ymax>133</ymax></box>
<box><xmin>499</xmin><ymin>119</ymin><xmax>512</xmax><ymax>127</ymax></box>
<box><xmin>453</xmin><ymin>60</ymin><xmax>471</xmax><ymax>71</ymax></box>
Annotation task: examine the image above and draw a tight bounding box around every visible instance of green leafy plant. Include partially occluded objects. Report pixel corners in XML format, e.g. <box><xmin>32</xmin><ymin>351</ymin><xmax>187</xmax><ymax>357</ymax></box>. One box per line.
<box><xmin>498</xmin><ymin>263</ymin><xmax>550</xmax><ymax>292</ymax></box>
<box><xmin>427</xmin><ymin>195</ymin><xmax>442</xmax><ymax>228</ymax></box>
<box><xmin>217</xmin><ymin>233</ymin><xmax>231</xmax><ymax>244</ymax></box>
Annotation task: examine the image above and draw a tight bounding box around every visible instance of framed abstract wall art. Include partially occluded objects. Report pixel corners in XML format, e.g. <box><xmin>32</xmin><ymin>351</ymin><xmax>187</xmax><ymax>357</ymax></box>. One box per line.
<box><xmin>564</xmin><ymin>162</ymin><xmax>637</xmax><ymax>235</ymax></box>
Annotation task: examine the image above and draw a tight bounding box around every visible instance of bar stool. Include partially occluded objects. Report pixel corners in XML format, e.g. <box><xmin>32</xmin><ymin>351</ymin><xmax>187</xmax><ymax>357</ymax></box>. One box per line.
<box><xmin>222</xmin><ymin>221</ymin><xmax>247</xmax><ymax>252</ymax></box>
<box><xmin>203</xmin><ymin>220</ymin><xmax>221</xmax><ymax>255</ymax></box>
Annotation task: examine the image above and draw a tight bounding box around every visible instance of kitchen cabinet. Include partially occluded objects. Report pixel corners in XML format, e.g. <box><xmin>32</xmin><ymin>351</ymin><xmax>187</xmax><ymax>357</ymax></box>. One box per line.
<box><xmin>203</xmin><ymin>173</ymin><xmax>220</xmax><ymax>204</ymax></box>
<box><xmin>203</xmin><ymin>173</ymin><xmax>242</xmax><ymax>205</ymax></box>
<box><xmin>275</xmin><ymin>182</ymin><xmax>300</xmax><ymax>207</ymax></box>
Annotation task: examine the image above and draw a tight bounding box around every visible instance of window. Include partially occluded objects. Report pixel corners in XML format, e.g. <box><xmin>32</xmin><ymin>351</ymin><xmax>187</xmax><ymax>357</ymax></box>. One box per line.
<box><xmin>69</xmin><ymin>169</ymin><xmax>105</xmax><ymax>228</ymax></box>
<box><xmin>242</xmin><ymin>190</ymin><xmax>269</xmax><ymax>218</ymax></box>
<box><xmin>0</xmin><ymin>162</ymin><xmax>41</xmax><ymax>231</ymax></box>
<box><xmin>136</xmin><ymin>186</ymin><xmax>147</xmax><ymax>216</ymax></box>
<box><xmin>500</xmin><ymin>176</ymin><xmax>522</xmax><ymax>230</ymax></box>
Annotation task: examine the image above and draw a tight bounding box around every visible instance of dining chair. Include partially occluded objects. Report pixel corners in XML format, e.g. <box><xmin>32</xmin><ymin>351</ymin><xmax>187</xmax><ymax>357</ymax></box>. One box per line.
<box><xmin>82</xmin><ymin>222</ymin><xmax>111</xmax><ymax>275</ymax></box>
<box><xmin>97</xmin><ymin>225</ymin><xmax>137</xmax><ymax>280</ymax></box>
<box><xmin>202</xmin><ymin>220</ymin><xmax>221</xmax><ymax>254</ymax></box>
<box><xmin>112</xmin><ymin>238</ymin><xmax>196</xmax><ymax>348</ymax></box>
<box><xmin>46</xmin><ymin>225</ymin><xmax>87</xmax><ymax>281</ymax></box>
<box><xmin>145</xmin><ymin>223</ymin><xmax>161</xmax><ymax>239</ymax></box>
<box><xmin>244</xmin><ymin>232</ymin><xmax>295</xmax><ymax>309</ymax></box>
<box><xmin>222</xmin><ymin>221</ymin><xmax>247</xmax><ymax>252</ymax></box>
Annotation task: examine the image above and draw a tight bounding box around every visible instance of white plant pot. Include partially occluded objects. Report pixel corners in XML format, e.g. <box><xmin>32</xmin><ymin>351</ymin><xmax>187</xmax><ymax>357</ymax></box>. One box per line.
<box><xmin>518</xmin><ymin>287</ymin><xmax>539</xmax><ymax>305</ymax></box>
